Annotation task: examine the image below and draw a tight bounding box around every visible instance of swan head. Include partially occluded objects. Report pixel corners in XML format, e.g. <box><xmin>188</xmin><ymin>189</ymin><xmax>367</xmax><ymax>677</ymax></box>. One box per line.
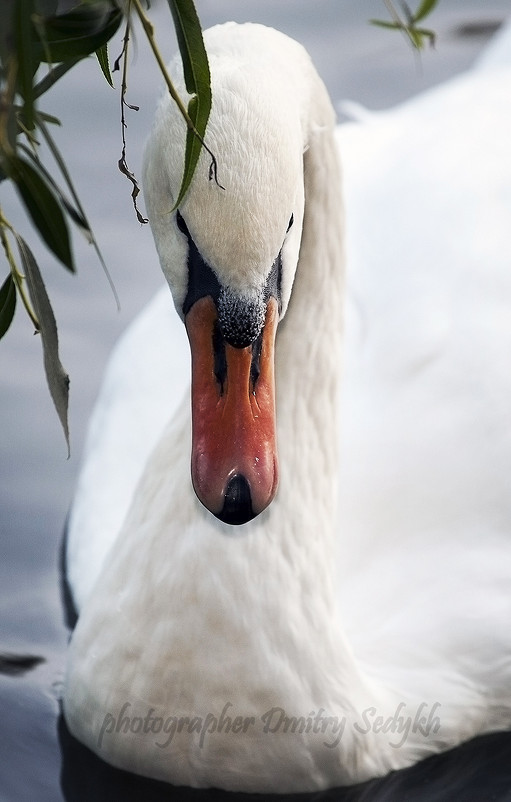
<box><xmin>143</xmin><ymin>23</ymin><xmax>325</xmax><ymax>524</ymax></box>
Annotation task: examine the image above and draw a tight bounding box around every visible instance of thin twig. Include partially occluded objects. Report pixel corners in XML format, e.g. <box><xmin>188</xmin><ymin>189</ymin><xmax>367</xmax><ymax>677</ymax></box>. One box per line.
<box><xmin>115</xmin><ymin>10</ymin><xmax>148</xmax><ymax>224</ymax></box>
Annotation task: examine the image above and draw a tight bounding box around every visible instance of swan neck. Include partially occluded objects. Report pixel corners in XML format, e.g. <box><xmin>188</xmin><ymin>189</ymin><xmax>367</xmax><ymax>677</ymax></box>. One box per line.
<box><xmin>275</xmin><ymin>116</ymin><xmax>344</xmax><ymax>540</ymax></box>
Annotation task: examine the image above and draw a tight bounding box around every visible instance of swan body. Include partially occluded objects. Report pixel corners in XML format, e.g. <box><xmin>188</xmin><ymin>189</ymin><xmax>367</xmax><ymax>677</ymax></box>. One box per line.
<box><xmin>63</xmin><ymin>21</ymin><xmax>511</xmax><ymax>793</ymax></box>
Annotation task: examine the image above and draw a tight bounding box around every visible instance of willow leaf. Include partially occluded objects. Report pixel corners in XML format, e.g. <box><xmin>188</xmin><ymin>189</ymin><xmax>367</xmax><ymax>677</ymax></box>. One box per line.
<box><xmin>34</xmin><ymin>110</ymin><xmax>61</xmax><ymax>126</ymax></box>
<box><xmin>34</xmin><ymin>0</ymin><xmax>58</xmax><ymax>15</ymax></box>
<box><xmin>167</xmin><ymin>0</ymin><xmax>212</xmax><ymax>209</ymax></box>
<box><xmin>36</xmin><ymin>116</ymin><xmax>118</xmax><ymax>305</ymax></box>
<box><xmin>0</xmin><ymin>274</ymin><xmax>16</xmax><ymax>340</ymax></box>
<box><xmin>14</xmin><ymin>234</ymin><xmax>70</xmax><ymax>453</ymax></box>
<box><xmin>370</xmin><ymin>19</ymin><xmax>401</xmax><ymax>31</ymax></box>
<box><xmin>18</xmin><ymin>143</ymin><xmax>90</xmax><ymax>232</ymax></box>
<box><xmin>33</xmin><ymin>58</ymin><xmax>81</xmax><ymax>100</ymax></box>
<box><xmin>15</xmin><ymin>0</ymin><xmax>39</xmax><ymax>130</ymax></box>
<box><xmin>414</xmin><ymin>27</ymin><xmax>436</xmax><ymax>48</ymax></box>
<box><xmin>11</xmin><ymin>155</ymin><xmax>75</xmax><ymax>271</ymax></box>
<box><xmin>414</xmin><ymin>0</ymin><xmax>439</xmax><ymax>23</ymax></box>
<box><xmin>35</xmin><ymin>3</ymin><xmax>122</xmax><ymax>64</ymax></box>
<box><xmin>96</xmin><ymin>42</ymin><xmax>114</xmax><ymax>87</ymax></box>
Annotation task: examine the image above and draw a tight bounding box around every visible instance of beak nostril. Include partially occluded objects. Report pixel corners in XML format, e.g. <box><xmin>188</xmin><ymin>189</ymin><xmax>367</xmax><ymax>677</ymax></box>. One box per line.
<box><xmin>212</xmin><ymin>320</ymin><xmax>227</xmax><ymax>393</ymax></box>
<box><xmin>250</xmin><ymin>330</ymin><xmax>264</xmax><ymax>390</ymax></box>
<box><xmin>216</xmin><ymin>474</ymin><xmax>256</xmax><ymax>525</ymax></box>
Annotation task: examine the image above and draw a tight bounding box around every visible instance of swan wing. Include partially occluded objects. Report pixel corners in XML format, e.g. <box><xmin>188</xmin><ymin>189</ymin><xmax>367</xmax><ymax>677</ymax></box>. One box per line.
<box><xmin>337</xmin><ymin>20</ymin><xmax>511</xmax><ymax>702</ymax></box>
<box><xmin>66</xmin><ymin>288</ymin><xmax>185</xmax><ymax>609</ymax></box>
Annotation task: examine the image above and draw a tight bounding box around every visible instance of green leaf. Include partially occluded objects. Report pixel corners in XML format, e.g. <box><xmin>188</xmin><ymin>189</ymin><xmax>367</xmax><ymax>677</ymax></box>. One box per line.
<box><xmin>10</xmin><ymin>155</ymin><xmax>75</xmax><ymax>271</ymax></box>
<box><xmin>34</xmin><ymin>109</ymin><xmax>61</xmax><ymax>125</ymax></box>
<box><xmin>371</xmin><ymin>3</ymin><xmax>437</xmax><ymax>51</ymax></box>
<box><xmin>35</xmin><ymin>2</ymin><xmax>122</xmax><ymax>64</ymax></box>
<box><xmin>33</xmin><ymin>58</ymin><xmax>82</xmax><ymax>99</ymax></box>
<box><xmin>96</xmin><ymin>42</ymin><xmax>114</xmax><ymax>87</ymax></box>
<box><xmin>0</xmin><ymin>274</ymin><xmax>16</xmax><ymax>340</ymax></box>
<box><xmin>14</xmin><ymin>233</ymin><xmax>70</xmax><ymax>453</ymax></box>
<box><xmin>18</xmin><ymin>143</ymin><xmax>90</xmax><ymax>232</ymax></box>
<box><xmin>370</xmin><ymin>19</ymin><xmax>402</xmax><ymax>31</ymax></box>
<box><xmin>34</xmin><ymin>0</ymin><xmax>58</xmax><ymax>14</ymax></box>
<box><xmin>413</xmin><ymin>27</ymin><xmax>436</xmax><ymax>48</ymax></box>
<box><xmin>178</xmin><ymin>96</ymin><xmax>205</xmax><ymax>209</ymax></box>
<box><xmin>167</xmin><ymin>0</ymin><xmax>212</xmax><ymax>209</ymax></box>
<box><xmin>36</xmin><ymin>115</ymin><xmax>119</xmax><ymax>306</ymax></box>
<box><xmin>168</xmin><ymin>0</ymin><xmax>210</xmax><ymax>97</ymax></box>
<box><xmin>414</xmin><ymin>0</ymin><xmax>439</xmax><ymax>23</ymax></box>
<box><xmin>14</xmin><ymin>0</ymin><xmax>39</xmax><ymax>130</ymax></box>
<box><xmin>0</xmin><ymin>3</ymin><xmax>13</xmax><ymax>65</ymax></box>
<box><xmin>409</xmin><ymin>28</ymin><xmax>423</xmax><ymax>49</ymax></box>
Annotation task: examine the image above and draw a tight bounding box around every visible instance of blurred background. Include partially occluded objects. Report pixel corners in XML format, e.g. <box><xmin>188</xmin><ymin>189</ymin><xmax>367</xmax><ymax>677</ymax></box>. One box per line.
<box><xmin>0</xmin><ymin>1</ymin><xmax>509</xmax><ymax>799</ymax></box>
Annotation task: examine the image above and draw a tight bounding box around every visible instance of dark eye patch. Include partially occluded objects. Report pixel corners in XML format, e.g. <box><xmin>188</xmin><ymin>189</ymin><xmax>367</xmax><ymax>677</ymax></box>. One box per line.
<box><xmin>180</xmin><ymin>211</ymin><xmax>284</xmax><ymax>322</ymax></box>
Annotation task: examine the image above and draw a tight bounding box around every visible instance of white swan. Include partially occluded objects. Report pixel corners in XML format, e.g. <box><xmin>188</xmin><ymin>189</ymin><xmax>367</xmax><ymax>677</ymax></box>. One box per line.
<box><xmin>63</xmin><ymin>21</ymin><xmax>511</xmax><ymax>794</ymax></box>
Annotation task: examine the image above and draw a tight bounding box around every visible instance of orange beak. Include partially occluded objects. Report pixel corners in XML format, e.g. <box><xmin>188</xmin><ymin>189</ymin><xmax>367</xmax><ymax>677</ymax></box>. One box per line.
<box><xmin>185</xmin><ymin>296</ymin><xmax>279</xmax><ymax>524</ymax></box>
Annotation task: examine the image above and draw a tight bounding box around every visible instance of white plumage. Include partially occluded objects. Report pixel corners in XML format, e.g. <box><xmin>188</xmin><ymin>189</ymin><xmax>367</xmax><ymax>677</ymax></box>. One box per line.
<box><xmin>63</xmin><ymin>21</ymin><xmax>511</xmax><ymax>793</ymax></box>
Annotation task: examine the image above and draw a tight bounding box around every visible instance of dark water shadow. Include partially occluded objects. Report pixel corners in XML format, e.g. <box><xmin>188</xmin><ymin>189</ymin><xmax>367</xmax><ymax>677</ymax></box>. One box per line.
<box><xmin>59</xmin><ymin>514</ymin><xmax>78</xmax><ymax>632</ymax></box>
<box><xmin>58</xmin><ymin>713</ymin><xmax>511</xmax><ymax>802</ymax></box>
<box><xmin>450</xmin><ymin>20</ymin><xmax>503</xmax><ymax>40</ymax></box>
<box><xmin>0</xmin><ymin>653</ymin><xmax>46</xmax><ymax>676</ymax></box>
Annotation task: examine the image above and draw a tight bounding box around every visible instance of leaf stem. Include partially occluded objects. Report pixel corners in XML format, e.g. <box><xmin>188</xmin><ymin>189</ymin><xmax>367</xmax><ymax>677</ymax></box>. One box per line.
<box><xmin>129</xmin><ymin>0</ymin><xmax>222</xmax><ymax>195</ymax></box>
<box><xmin>0</xmin><ymin>55</ymin><xmax>18</xmax><ymax>157</ymax></box>
<box><xmin>131</xmin><ymin>0</ymin><xmax>191</xmax><ymax>126</ymax></box>
<box><xmin>0</xmin><ymin>207</ymin><xmax>40</xmax><ymax>330</ymax></box>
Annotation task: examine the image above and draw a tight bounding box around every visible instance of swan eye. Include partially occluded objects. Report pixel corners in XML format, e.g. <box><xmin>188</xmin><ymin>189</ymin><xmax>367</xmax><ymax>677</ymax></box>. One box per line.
<box><xmin>176</xmin><ymin>210</ymin><xmax>190</xmax><ymax>237</ymax></box>
<box><xmin>286</xmin><ymin>214</ymin><xmax>294</xmax><ymax>233</ymax></box>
